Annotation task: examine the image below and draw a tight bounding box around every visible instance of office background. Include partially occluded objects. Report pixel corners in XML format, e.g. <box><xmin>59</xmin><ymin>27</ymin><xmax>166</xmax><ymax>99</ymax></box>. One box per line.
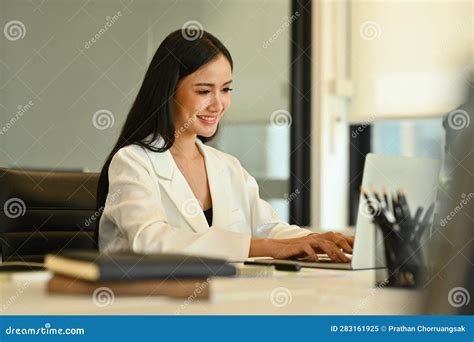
<box><xmin>0</xmin><ymin>0</ymin><xmax>471</xmax><ymax>228</ymax></box>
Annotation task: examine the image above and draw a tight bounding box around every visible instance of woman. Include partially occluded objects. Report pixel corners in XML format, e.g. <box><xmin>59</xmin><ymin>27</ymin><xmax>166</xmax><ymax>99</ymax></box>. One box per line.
<box><xmin>96</xmin><ymin>29</ymin><xmax>354</xmax><ymax>262</ymax></box>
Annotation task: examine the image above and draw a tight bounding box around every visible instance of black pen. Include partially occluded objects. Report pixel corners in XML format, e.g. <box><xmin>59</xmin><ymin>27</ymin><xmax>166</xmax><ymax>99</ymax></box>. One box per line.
<box><xmin>371</xmin><ymin>186</ymin><xmax>382</xmax><ymax>204</ymax></box>
<box><xmin>274</xmin><ymin>264</ymin><xmax>301</xmax><ymax>272</ymax></box>
<box><xmin>392</xmin><ymin>192</ymin><xmax>403</xmax><ymax>222</ymax></box>
<box><xmin>411</xmin><ymin>206</ymin><xmax>423</xmax><ymax>240</ymax></box>
<box><xmin>416</xmin><ymin>203</ymin><xmax>435</xmax><ymax>239</ymax></box>
<box><xmin>398</xmin><ymin>190</ymin><xmax>411</xmax><ymax>222</ymax></box>
<box><xmin>371</xmin><ymin>189</ymin><xmax>393</xmax><ymax>228</ymax></box>
<box><xmin>244</xmin><ymin>260</ymin><xmax>301</xmax><ymax>272</ymax></box>
<box><xmin>383</xmin><ymin>187</ymin><xmax>390</xmax><ymax>211</ymax></box>
<box><xmin>363</xmin><ymin>191</ymin><xmax>393</xmax><ymax>233</ymax></box>
<box><xmin>362</xmin><ymin>191</ymin><xmax>377</xmax><ymax>215</ymax></box>
<box><xmin>375</xmin><ymin>188</ymin><xmax>394</xmax><ymax>224</ymax></box>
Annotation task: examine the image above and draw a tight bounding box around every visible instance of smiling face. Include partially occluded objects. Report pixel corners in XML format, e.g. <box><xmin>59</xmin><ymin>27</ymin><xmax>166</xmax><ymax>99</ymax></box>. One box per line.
<box><xmin>172</xmin><ymin>54</ymin><xmax>233</xmax><ymax>138</ymax></box>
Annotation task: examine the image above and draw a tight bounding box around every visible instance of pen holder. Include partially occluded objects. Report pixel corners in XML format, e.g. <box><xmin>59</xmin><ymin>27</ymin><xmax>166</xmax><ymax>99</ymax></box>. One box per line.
<box><xmin>363</xmin><ymin>189</ymin><xmax>434</xmax><ymax>288</ymax></box>
<box><xmin>376</xmin><ymin>220</ymin><xmax>426</xmax><ymax>288</ymax></box>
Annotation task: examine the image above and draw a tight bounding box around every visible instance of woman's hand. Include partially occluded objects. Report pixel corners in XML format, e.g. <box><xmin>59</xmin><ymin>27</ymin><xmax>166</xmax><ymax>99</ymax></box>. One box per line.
<box><xmin>309</xmin><ymin>232</ymin><xmax>354</xmax><ymax>254</ymax></box>
<box><xmin>249</xmin><ymin>233</ymin><xmax>353</xmax><ymax>263</ymax></box>
<box><xmin>276</xmin><ymin>232</ymin><xmax>354</xmax><ymax>254</ymax></box>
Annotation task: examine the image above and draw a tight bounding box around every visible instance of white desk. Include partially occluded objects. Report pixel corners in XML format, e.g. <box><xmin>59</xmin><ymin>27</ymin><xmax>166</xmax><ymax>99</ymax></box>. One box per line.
<box><xmin>0</xmin><ymin>266</ymin><xmax>426</xmax><ymax>315</ymax></box>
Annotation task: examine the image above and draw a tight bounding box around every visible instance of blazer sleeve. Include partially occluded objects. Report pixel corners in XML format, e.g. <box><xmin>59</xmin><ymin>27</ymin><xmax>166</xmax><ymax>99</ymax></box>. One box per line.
<box><xmin>240</xmin><ymin>165</ymin><xmax>314</xmax><ymax>239</ymax></box>
<box><xmin>100</xmin><ymin>147</ymin><xmax>251</xmax><ymax>261</ymax></box>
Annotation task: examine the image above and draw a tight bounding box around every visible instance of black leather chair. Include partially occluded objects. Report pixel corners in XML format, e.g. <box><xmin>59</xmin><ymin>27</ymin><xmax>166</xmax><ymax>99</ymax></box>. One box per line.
<box><xmin>0</xmin><ymin>168</ymin><xmax>99</xmax><ymax>264</ymax></box>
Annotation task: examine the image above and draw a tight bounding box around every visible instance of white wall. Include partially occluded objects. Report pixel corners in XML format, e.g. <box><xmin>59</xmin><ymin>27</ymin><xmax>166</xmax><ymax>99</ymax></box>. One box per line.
<box><xmin>350</xmin><ymin>0</ymin><xmax>471</xmax><ymax>121</ymax></box>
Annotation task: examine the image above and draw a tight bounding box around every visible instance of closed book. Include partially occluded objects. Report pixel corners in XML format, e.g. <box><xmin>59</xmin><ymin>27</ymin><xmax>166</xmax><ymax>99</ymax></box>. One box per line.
<box><xmin>44</xmin><ymin>250</ymin><xmax>236</xmax><ymax>282</ymax></box>
<box><xmin>47</xmin><ymin>274</ymin><xmax>210</xmax><ymax>299</ymax></box>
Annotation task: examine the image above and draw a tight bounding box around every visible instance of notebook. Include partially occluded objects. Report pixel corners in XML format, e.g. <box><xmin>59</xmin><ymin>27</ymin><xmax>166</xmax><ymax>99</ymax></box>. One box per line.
<box><xmin>44</xmin><ymin>250</ymin><xmax>236</xmax><ymax>282</ymax></box>
<box><xmin>47</xmin><ymin>274</ymin><xmax>210</xmax><ymax>298</ymax></box>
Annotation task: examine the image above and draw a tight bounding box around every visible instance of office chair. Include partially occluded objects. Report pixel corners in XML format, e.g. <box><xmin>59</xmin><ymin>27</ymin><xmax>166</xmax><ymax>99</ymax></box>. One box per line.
<box><xmin>0</xmin><ymin>168</ymin><xmax>99</xmax><ymax>265</ymax></box>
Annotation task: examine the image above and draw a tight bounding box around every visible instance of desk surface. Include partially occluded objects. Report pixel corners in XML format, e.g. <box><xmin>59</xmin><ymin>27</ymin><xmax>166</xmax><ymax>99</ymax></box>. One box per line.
<box><xmin>0</xmin><ymin>266</ymin><xmax>426</xmax><ymax>315</ymax></box>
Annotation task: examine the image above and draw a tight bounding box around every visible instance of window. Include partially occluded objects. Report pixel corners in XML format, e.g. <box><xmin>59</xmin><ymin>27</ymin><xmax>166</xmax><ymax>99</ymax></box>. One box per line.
<box><xmin>372</xmin><ymin>119</ymin><xmax>444</xmax><ymax>159</ymax></box>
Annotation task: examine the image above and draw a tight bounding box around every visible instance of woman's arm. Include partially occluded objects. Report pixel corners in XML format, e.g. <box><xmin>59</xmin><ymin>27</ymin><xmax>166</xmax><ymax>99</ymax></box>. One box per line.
<box><xmin>238</xmin><ymin>165</ymin><xmax>312</xmax><ymax>239</ymax></box>
<box><xmin>239</xmin><ymin>163</ymin><xmax>355</xmax><ymax>255</ymax></box>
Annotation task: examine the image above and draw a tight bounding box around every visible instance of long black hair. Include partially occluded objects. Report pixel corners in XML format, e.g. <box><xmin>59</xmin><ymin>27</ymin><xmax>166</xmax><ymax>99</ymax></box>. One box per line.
<box><xmin>94</xmin><ymin>29</ymin><xmax>233</xmax><ymax>244</ymax></box>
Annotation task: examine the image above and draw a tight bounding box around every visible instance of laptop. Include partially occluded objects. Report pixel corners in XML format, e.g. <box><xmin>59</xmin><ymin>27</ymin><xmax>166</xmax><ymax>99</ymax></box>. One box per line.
<box><xmin>247</xmin><ymin>153</ymin><xmax>441</xmax><ymax>270</ymax></box>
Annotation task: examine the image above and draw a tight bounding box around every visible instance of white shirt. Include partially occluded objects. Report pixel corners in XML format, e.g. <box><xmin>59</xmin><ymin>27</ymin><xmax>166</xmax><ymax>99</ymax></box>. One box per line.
<box><xmin>99</xmin><ymin>138</ymin><xmax>313</xmax><ymax>261</ymax></box>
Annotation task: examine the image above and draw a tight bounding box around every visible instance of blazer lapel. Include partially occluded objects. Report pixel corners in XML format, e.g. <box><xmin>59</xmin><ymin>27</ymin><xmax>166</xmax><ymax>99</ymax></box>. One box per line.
<box><xmin>196</xmin><ymin>140</ymin><xmax>231</xmax><ymax>231</ymax></box>
<box><xmin>146</xmin><ymin>139</ymin><xmax>210</xmax><ymax>233</ymax></box>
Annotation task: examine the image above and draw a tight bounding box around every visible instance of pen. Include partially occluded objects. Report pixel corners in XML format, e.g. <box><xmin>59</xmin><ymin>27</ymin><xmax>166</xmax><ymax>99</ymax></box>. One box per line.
<box><xmin>373</xmin><ymin>188</ymin><xmax>394</xmax><ymax>224</ymax></box>
<box><xmin>398</xmin><ymin>189</ymin><xmax>411</xmax><ymax>222</ymax></box>
<box><xmin>244</xmin><ymin>261</ymin><xmax>301</xmax><ymax>272</ymax></box>
<box><xmin>371</xmin><ymin>186</ymin><xmax>382</xmax><ymax>204</ymax></box>
<box><xmin>363</xmin><ymin>191</ymin><xmax>393</xmax><ymax>233</ymax></box>
<box><xmin>416</xmin><ymin>203</ymin><xmax>434</xmax><ymax>239</ymax></box>
<box><xmin>274</xmin><ymin>264</ymin><xmax>301</xmax><ymax>272</ymax></box>
<box><xmin>410</xmin><ymin>206</ymin><xmax>423</xmax><ymax>240</ymax></box>
<box><xmin>392</xmin><ymin>192</ymin><xmax>403</xmax><ymax>222</ymax></box>
<box><xmin>383</xmin><ymin>187</ymin><xmax>390</xmax><ymax>211</ymax></box>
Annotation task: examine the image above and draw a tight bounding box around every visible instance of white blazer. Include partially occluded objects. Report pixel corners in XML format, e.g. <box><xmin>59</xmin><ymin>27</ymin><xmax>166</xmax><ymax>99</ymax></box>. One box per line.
<box><xmin>98</xmin><ymin>137</ymin><xmax>313</xmax><ymax>261</ymax></box>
